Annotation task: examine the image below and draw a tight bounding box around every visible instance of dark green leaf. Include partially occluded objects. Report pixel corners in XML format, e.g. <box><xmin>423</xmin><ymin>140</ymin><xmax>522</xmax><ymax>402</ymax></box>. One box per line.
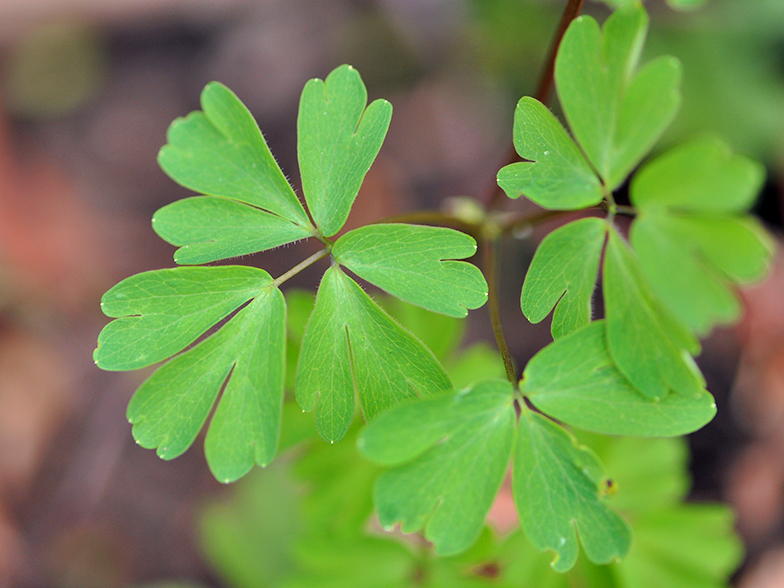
<box><xmin>95</xmin><ymin>266</ymin><xmax>272</xmax><ymax>371</ymax></box>
<box><xmin>158</xmin><ymin>82</ymin><xmax>310</xmax><ymax>227</ymax></box>
<box><xmin>523</xmin><ymin>321</ymin><xmax>716</xmax><ymax>437</ymax></box>
<box><xmin>296</xmin><ymin>266</ymin><xmax>451</xmax><ymax>443</ymax></box>
<box><xmin>603</xmin><ymin>229</ymin><xmax>703</xmax><ymax>400</ymax></box>
<box><xmin>497</xmin><ymin>97</ymin><xmax>603</xmax><ymax>209</ymax></box>
<box><xmin>358</xmin><ymin>379</ymin><xmax>516</xmax><ymax>555</ymax></box>
<box><xmin>521</xmin><ymin>217</ymin><xmax>606</xmax><ymax>338</ymax></box>
<box><xmin>555</xmin><ymin>3</ymin><xmax>681</xmax><ymax>189</ymax></box>
<box><xmin>127</xmin><ymin>287</ymin><xmax>286</xmax><ymax>482</ymax></box>
<box><xmin>298</xmin><ymin>65</ymin><xmax>393</xmax><ymax>237</ymax></box>
<box><xmin>152</xmin><ymin>196</ymin><xmax>313</xmax><ymax>265</ymax></box>
<box><xmin>333</xmin><ymin>224</ymin><xmax>488</xmax><ymax>317</ymax></box>
<box><xmin>514</xmin><ymin>408</ymin><xmax>631</xmax><ymax>572</ymax></box>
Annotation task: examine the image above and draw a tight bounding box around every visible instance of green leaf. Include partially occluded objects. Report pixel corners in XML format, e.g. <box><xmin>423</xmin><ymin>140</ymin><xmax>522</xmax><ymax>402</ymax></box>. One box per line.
<box><xmin>521</xmin><ymin>217</ymin><xmax>606</xmax><ymax>338</ymax></box>
<box><xmin>296</xmin><ymin>266</ymin><xmax>451</xmax><ymax>443</ymax></box>
<box><xmin>127</xmin><ymin>287</ymin><xmax>286</xmax><ymax>483</ymax></box>
<box><xmin>603</xmin><ymin>229</ymin><xmax>703</xmax><ymax>400</ymax></box>
<box><xmin>629</xmin><ymin>138</ymin><xmax>773</xmax><ymax>334</ymax></box>
<box><xmin>631</xmin><ymin>137</ymin><xmax>765</xmax><ymax>213</ymax></box>
<box><xmin>333</xmin><ymin>224</ymin><xmax>488</xmax><ymax>317</ymax></box>
<box><xmin>298</xmin><ymin>65</ymin><xmax>393</xmax><ymax>237</ymax></box>
<box><xmin>158</xmin><ymin>82</ymin><xmax>310</xmax><ymax>227</ymax></box>
<box><xmin>443</xmin><ymin>343</ymin><xmax>507</xmax><ymax>390</ymax></box>
<box><xmin>514</xmin><ymin>408</ymin><xmax>631</xmax><ymax>572</ymax></box>
<box><xmin>523</xmin><ymin>321</ymin><xmax>716</xmax><ymax>437</ymax></box>
<box><xmin>575</xmin><ymin>434</ymin><xmax>690</xmax><ymax>513</ymax></box>
<box><xmin>357</xmin><ymin>379</ymin><xmax>516</xmax><ymax>556</ymax></box>
<box><xmin>497</xmin><ymin>97</ymin><xmax>603</xmax><ymax>209</ymax></box>
<box><xmin>631</xmin><ymin>212</ymin><xmax>772</xmax><ymax>334</ymax></box>
<box><xmin>199</xmin><ymin>463</ymin><xmax>302</xmax><ymax>588</ymax></box>
<box><xmin>95</xmin><ymin>266</ymin><xmax>273</xmax><ymax>371</ymax></box>
<box><xmin>614</xmin><ymin>507</ymin><xmax>743</xmax><ymax>588</ymax></box>
<box><xmin>152</xmin><ymin>196</ymin><xmax>313</xmax><ymax>265</ymax></box>
<box><xmin>555</xmin><ymin>3</ymin><xmax>681</xmax><ymax>189</ymax></box>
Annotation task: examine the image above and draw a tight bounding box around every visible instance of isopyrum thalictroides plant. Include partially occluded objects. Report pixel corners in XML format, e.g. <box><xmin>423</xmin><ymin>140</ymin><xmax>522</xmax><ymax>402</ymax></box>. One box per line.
<box><xmin>96</xmin><ymin>1</ymin><xmax>771</xmax><ymax>584</ymax></box>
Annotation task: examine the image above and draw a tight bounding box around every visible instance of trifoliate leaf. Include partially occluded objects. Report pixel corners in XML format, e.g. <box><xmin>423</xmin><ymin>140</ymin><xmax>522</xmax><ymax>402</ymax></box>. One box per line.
<box><xmin>333</xmin><ymin>224</ymin><xmax>488</xmax><ymax>317</ymax></box>
<box><xmin>296</xmin><ymin>266</ymin><xmax>451</xmax><ymax>443</ymax></box>
<box><xmin>152</xmin><ymin>196</ymin><xmax>313</xmax><ymax>265</ymax></box>
<box><xmin>523</xmin><ymin>321</ymin><xmax>716</xmax><ymax>436</ymax></box>
<box><xmin>95</xmin><ymin>266</ymin><xmax>274</xmax><ymax>371</ymax></box>
<box><xmin>157</xmin><ymin>81</ymin><xmax>310</xmax><ymax>228</ymax></box>
<box><xmin>629</xmin><ymin>137</ymin><xmax>773</xmax><ymax>334</ymax></box>
<box><xmin>521</xmin><ymin>217</ymin><xmax>606</xmax><ymax>338</ymax></box>
<box><xmin>555</xmin><ymin>3</ymin><xmax>681</xmax><ymax>189</ymax></box>
<box><xmin>496</xmin><ymin>97</ymin><xmax>603</xmax><ymax>209</ymax></box>
<box><xmin>298</xmin><ymin>65</ymin><xmax>392</xmax><ymax>237</ymax></box>
<box><xmin>127</xmin><ymin>286</ymin><xmax>286</xmax><ymax>483</ymax></box>
<box><xmin>514</xmin><ymin>408</ymin><xmax>631</xmax><ymax>572</ymax></box>
<box><xmin>603</xmin><ymin>229</ymin><xmax>703</xmax><ymax>400</ymax></box>
<box><xmin>357</xmin><ymin>379</ymin><xmax>516</xmax><ymax>555</ymax></box>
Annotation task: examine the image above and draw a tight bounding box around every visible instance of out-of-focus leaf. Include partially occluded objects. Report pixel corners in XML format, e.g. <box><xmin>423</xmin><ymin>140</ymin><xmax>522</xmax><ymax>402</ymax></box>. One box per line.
<box><xmin>199</xmin><ymin>463</ymin><xmax>301</xmax><ymax>588</ymax></box>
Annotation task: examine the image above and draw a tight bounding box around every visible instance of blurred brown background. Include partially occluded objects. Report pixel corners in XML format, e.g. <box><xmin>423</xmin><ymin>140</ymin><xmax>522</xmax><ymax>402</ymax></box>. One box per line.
<box><xmin>0</xmin><ymin>0</ymin><xmax>782</xmax><ymax>586</ymax></box>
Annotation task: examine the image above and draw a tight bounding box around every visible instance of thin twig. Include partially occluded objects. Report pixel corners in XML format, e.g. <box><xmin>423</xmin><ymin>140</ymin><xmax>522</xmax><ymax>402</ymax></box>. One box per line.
<box><xmin>535</xmin><ymin>0</ymin><xmax>585</xmax><ymax>105</ymax></box>
<box><xmin>273</xmin><ymin>248</ymin><xmax>329</xmax><ymax>287</ymax></box>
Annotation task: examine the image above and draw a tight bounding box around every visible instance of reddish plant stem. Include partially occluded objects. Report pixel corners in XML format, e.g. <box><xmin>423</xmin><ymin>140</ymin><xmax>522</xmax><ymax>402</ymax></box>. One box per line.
<box><xmin>483</xmin><ymin>237</ymin><xmax>517</xmax><ymax>384</ymax></box>
<box><xmin>535</xmin><ymin>0</ymin><xmax>585</xmax><ymax>105</ymax></box>
<box><xmin>484</xmin><ymin>0</ymin><xmax>585</xmax><ymax>210</ymax></box>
